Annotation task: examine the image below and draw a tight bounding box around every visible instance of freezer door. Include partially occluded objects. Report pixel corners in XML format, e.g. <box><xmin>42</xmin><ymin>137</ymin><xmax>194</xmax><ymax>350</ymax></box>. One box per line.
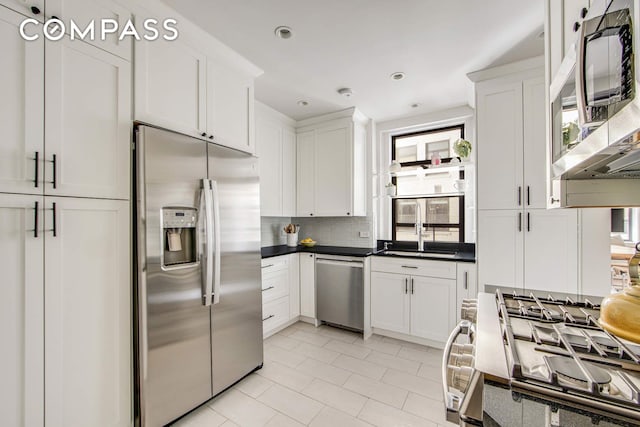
<box><xmin>207</xmin><ymin>143</ymin><xmax>263</xmax><ymax>395</ymax></box>
<box><xmin>137</xmin><ymin>126</ymin><xmax>213</xmax><ymax>427</ymax></box>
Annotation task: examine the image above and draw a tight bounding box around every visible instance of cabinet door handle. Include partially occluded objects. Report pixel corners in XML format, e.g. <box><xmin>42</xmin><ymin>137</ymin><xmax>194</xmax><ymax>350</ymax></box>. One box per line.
<box><xmin>527</xmin><ymin>212</ymin><xmax>531</xmax><ymax>232</ymax></box>
<box><xmin>31</xmin><ymin>6</ymin><xmax>41</xmax><ymax>15</ymax></box>
<box><xmin>201</xmin><ymin>132</ymin><xmax>207</xmax><ymax>137</ymax></box>
<box><xmin>404</xmin><ymin>278</ymin><xmax>408</xmax><ymax>294</ymax></box>
<box><xmin>262</xmin><ymin>286</ymin><xmax>275</xmax><ymax>292</ymax></box>
<box><xmin>550</xmin><ymin>197</ymin><xmax>560</xmax><ymax>204</ymax></box>
<box><xmin>48</xmin><ymin>202</ymin><xmax>57</xmax><ymax>237</ymax></box>
<box><xmin>33</xmin><ymin>151</ymin><xmax>39</xmax><ymax>188</ymax></box>
<box><xmin>411</xmin><ymin>278</ymin><xmax>414</xmax><ymax>294</ymax></box>
<box><xmin>518</xmin><ymin>212</ymin><xmax>522</xmax><ymax>232</ymax></box>
<box><xmin>47</xmin><ymin>154</ymin><xmax>57</xmax><ymax>189</ymax></box>
<box><xmin>262</xmin><ymin>314</ymin><xmax>274</xmax><ymax>322</ymax></box>
<box><xmin>526</xmin><ymin>186</ymin><xmax>530</xmax><ymax>206</ymax></box>
<box><xmin>517</xmin><ymin>186</ymin><xmax>522</xmax><ymax>206</ymax></box>
<box><xmin>32</xmin><ymin>201</ymin><xmax>39</xmax><ymax>238</ymax></box>
<box><xmin>580</xmin><ymin>7</ymin><xmax>588</xmax><ymax>19</ymax></box>
<box><xmin>401</xmin><ymin>265</ymin><xmax>418</xmax><ymax>269</ymax></box>
<box><xmin>464</xmin><ymin>271</ymin><xmax>468</xmax><ymax>290</ymax></box>
<box><xmin>209</xmin><ymin>135</ymin><xmax>214</xmax><ymax>140</ymax></box>
<box><xmin>573</xmin><ymin>21</ymin><xmax>581</xmax><ymax>32</ymax></box>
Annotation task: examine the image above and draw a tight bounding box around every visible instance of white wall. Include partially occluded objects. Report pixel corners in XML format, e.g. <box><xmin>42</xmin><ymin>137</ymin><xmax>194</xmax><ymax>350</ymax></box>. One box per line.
<box><xmin>374</xmin><ymin>105</ymin><xmax>476</xmax><ymax>242</ymax></box>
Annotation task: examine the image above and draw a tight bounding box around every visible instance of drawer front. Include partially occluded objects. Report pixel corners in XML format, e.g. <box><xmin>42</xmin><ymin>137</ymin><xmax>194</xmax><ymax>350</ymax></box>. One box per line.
<box><xmin>262</xmin><ymin>296</ymin><xmax>289</xmax><ymax>334</ymax></box>
<box><xmin>261</xmin><ymin>255</ymin><xmax>289</xmax><ymax>274</ymax></box>
<box><xmin>371</xmin><ymin>256</ymin><xmax>456</xmax><ymax>279</ymax></box>
<box><xmin>261</xmin><ymin>269</ymin><xmax>289</xmax><ymax>303</ymax></box>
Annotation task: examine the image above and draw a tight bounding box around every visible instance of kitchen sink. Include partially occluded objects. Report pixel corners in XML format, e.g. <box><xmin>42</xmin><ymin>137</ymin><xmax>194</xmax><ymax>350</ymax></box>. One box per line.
<box><xmin>381</xmin><ymin>250</ymin><xmax>458</xmax><ymax>259</ymax></box>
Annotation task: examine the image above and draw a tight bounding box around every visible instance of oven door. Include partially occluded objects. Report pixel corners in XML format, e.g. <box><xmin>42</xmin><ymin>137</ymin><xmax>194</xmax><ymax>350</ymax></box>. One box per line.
<box><xmin>442</xmin><ymin>320</ymin><xmax>483</xmax><ymax>426</ymax></box>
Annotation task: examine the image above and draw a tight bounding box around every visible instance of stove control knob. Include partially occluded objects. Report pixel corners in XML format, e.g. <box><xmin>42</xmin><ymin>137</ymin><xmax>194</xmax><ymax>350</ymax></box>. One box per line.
<box><xmin>447</xmin><ymin>365</ymin><xmax>474</xmax><ymax>392</ymax></box>
<box><xmin>451</xmin><ymin>343</ymin><xmax>475</xmax><ymax>356</ymax></box>
<box><xmin>461</xmin><ymin>303</ymin><xmax>478</xmax><ymax>323</ymax></box>
<box><xmin>448</xmin><ymin>352</ymin><xmax>475</xmax><ymax>368</ymax></box>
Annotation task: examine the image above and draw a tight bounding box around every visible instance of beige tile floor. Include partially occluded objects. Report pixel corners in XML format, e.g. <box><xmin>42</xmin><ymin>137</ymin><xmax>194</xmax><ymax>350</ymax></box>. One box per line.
<box><xmin>173</xmin><ymin>322</ymin><xmax>453</xmax><ymax>427</ymax></box>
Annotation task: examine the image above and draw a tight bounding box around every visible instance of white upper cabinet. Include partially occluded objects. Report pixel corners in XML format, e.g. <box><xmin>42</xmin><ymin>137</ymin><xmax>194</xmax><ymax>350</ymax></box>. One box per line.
<box><xmin>45</xmin><ymin>37</ymin><xmax>131</xmax><ymax>200</ymax></box>
<box><xmin>0</xmin><ymin>0</ymin><xmax>45</xmax><ymax>21</ymax></box>
<box><xmin>473</xmin><ymin>63</ymin><xmax>546</xmax><ymax>211</ymax></box>
<box><xmin>256</xmin><ymin>102</ymin><xmax>296</xmax><ymax>216</ymax></box>
<box><xmin>562</xmin><ymin>0</ymin><xmax>590</xmax><ymax>56</ymax></box>
<box><xmin>296</xmin><ymin>108</ymin><xmax>368</xmax><ymax>217</ymax></box>
<box><xmin>45</xmin><ymin>0</ymin><xmax>132</xmax><ymax>60</ymax></box>
<box><xmin>207</xmin><ymin>60</ymin><xmax>254</xmax><ymax>153</ymax></box>
<box><xmin>135</xmin><ymin>37</ymin><xmax>207</xmax><ymax>139</ymax></box>
<box><xmin>0</xmin><ymin>193</ymin><xmax>44</xmax><ymax>427</ymax></box>
<box><xmin>134</xmin><ymin>29</ymin><xmax>261</xmax><ymax>154</ymax></box>
<box><xmin>0</xmin><ymin>7</ymin><xmax>44</xmax><ymax>195</ymax></box>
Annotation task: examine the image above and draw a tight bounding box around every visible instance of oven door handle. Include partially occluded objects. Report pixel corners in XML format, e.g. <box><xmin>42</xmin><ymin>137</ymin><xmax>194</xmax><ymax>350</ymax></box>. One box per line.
<box><xmin>442</xmin><ymin>320</ymin><xmax>476</xmax><ymax>424</ymax></box>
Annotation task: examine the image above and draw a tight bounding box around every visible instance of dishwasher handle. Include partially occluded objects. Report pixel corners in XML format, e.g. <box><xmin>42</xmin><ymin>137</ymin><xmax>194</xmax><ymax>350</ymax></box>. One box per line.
<box><xmin>316</xmin><ymin>258</ymin><xmax>363</xmax><ymax>268</ymax></box>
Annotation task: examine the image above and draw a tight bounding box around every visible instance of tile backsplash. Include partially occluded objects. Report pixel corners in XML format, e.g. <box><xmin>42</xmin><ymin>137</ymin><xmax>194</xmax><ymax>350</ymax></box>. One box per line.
<box><xmin>261</xmin><ymin>216</ymin><xmax>375</xmax><ymax>248</ymax></box>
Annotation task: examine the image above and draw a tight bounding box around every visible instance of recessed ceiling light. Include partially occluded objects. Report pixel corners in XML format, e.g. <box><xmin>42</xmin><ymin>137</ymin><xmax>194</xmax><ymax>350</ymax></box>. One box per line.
<box><xmin>297</xmin><ymin>100</ymin><xmax>309</xmax><ymax>107</ymax></box>
<box><xmin>390</xmin><ymin>72</ymin><xmax>405</xmax><ymax>81</ymax></box>
<box><xmin>337</xmin><ymin>88</ymin><xmax>354</xmax><ymax>98</ymax></box>
<box><xmin>411</xmin><ymin>103</ymin><xmax>420</xmax><ymax>108</ymax></box>
<box><xmin>274</xmin><ymin>26</ymin><xmax>293</xmax><ymax>39</ymax></box>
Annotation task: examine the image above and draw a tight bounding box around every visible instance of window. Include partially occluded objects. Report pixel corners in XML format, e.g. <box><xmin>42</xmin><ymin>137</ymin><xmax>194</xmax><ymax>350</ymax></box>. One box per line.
<box><xmin>391</xmin><ymin>125</ymin><xmax>465</xmax><ymax>243</ymax></box>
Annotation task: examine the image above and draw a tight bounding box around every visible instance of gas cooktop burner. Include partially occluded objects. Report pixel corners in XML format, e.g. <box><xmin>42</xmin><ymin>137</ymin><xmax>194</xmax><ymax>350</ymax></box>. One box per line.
<box><xmin>546</xmin><ymin>355</ymin><xmax>612</xmax><ymax>385</ymax></box>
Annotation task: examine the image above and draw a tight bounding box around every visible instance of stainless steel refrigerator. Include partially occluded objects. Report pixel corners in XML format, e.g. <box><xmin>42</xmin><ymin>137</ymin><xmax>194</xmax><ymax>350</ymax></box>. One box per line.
<box><xmin>134</xmin><ymin>125</ymin><xmax>263</xmax><ymax>426</ymax></box>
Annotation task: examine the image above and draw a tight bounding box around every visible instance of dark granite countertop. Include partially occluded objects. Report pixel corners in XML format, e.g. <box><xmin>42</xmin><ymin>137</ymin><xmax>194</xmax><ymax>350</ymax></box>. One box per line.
<box><xmin>261</xmin><ymin>245</ymin><xmax>377</xmax><ymax>259</ymax></box>
<box><xmin>261</xmin><ymin>240</ymin><xmax>476</xmax><ymax>263</ymax></box>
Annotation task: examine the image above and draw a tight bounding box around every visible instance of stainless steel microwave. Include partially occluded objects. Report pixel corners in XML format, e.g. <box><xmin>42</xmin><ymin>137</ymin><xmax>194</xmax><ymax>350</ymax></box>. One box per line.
<box><xmin>549</xmin><ymin>0</ymin><xmax>640</xmax><ymax>208</ymax></box>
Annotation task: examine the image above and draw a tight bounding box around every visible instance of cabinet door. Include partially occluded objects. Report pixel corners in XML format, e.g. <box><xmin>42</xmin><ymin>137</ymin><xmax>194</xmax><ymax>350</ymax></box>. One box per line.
<box><xmin>371</xmin><ymin>272</ymin><xmax>410</xmax><ymax>334</ymax></box>
<box><xmin>296</xmin><ymin>130</ymin><xmax>315</xmax><ymax>216</ymax></box>
<box><xmin>548</xmin><ymin>0</ymin><xmax>564</xmax><ymax>78</ymax></box>
<box><xmin>45</xmin><ymin>37</ymin><xmax>131</xmax><ymax>200</ymax></box>
<box><xmin>524</xmin><ymin>209</ymin><xmax>578</xmax><ymax>294</ymax></box>
<box><xmin>44</xmin><ymin>197</ymin><xmax>131</xmax><ymax>427</ymax></box>
<box><xmin>0</xmin><ymin>7</ymin><xmax>44</xmax><ymax>195</ymax></box>
<box><xmin>315</xmin><ymin>124</ymin><xmax>352</xmax><ymax>216</ymax></box>
<box><xmin>299</xmin><ymin>253</ymin><xmax>316</xmax><ymax>318</ymax></box>
<box><xmin>282</xmin><ymin>128</ymin><xmax>297</xmax><ymax>217</ymax></box>
<box><xmin>456</xmin><ymin>263</ymin><xmax>478</xmax><ymax>322</ymax></box>
<box><xmin>478</xmin><ymin>210</ymin><xmax>524</xmax><ymax>290</ymax></box>
<box><xmin>0</xmin><ymin>0</ymin><xmax>44</xmax><ymax>21</ymax></box>
<box><xmin>523</xmin><ymin>77</ymin><xmax>548</xmax><ymax>209</ymax></box>
<box><xmin>207</xmin><ymin>60</ymin><xmax>254</xmax><ymax>153</ymax></box>
<box><xmin>256</xmin><ymin>116</ymin><xmax>282</xmax><ymax>216</ymax></box>
<box><xmin>477</xmin><ymin>81</ymin><xmax>524</xmax><ymax>210</ymax></box>
<box><xmin>134</xmin><ymin>37</ymin><xmax>206</xmax><ymax>139</ymax></box>
<box><xmin>0</xmin><ymin>194</ymin><xmax>44</xmax><ymax>427</ymax></box>
<box><xmin>410</xmin><ymin>276</ymin><xmax>456</xmax><ymax>342</ymax></box>
<box><xmin>45</xmin><ymin>0</ymin><xmax>132</xmax><ymax>59</ymax></box>
<box><xmin>289</xmin><ymin>253</ymin><xmax>300</xmax><ymax>318</ymax></box>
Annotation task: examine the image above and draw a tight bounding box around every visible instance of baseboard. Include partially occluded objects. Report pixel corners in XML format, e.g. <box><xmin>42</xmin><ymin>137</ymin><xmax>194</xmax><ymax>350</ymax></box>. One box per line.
<box><xmin>371</xmin><ymin>327</ymin><xmax>445</xmax><ymax>350</ymax></box>
<box><xmin>263</xmin><ymin>317</ymin><xmax>299</xmax><ymax>339</ymax></box>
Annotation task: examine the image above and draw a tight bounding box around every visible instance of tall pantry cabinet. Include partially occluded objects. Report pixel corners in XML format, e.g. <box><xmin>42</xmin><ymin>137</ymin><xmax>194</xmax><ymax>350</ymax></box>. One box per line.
<box><xmin>0</xmin><ymin>2</ymin><xmax>132</xmax><ymax>426</ymax></box>
<box><xmin>470</xmin><ymin>59</ymin><xmax>580</xmax><ymax>294</ymax></box>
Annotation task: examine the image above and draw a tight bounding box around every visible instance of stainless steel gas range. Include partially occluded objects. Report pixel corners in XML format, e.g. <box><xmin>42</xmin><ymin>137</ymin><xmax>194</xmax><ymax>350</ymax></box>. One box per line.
<box><xmin>443</xmin><ymin>289</ymin><xmax>640</xmax><ymax>427</ymax></box>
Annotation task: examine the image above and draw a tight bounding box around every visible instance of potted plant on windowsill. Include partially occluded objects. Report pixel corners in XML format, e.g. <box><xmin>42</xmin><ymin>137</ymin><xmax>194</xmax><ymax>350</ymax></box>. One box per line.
<box><xmin>453</xmin><ymin>138</ymin><xmax>472</xmax><ymax>162</ymax></box>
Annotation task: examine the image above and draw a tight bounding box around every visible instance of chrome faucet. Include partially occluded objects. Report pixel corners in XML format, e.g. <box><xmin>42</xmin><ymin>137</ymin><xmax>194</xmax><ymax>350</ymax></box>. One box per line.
<box><xmin>383</xmin><ymin>241</ymin><xmax>392</xmax><ymax>251</ymax></box>
<box><xmin>415</xmin><ymin>200</ymin><xmax>424</xmax><ymax>251</ymax></box>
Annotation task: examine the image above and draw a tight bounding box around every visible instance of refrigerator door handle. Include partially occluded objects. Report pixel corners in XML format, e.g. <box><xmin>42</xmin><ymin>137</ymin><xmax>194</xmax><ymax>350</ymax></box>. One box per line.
<box><xmin>211</xmin><ymin>179</ymin><xmax>222</xmax><ymax>305</ymax></box>
<box><xmin>201</xmin><ymin>179</ymin><xmax>214</xmax><ymax>306</ymax></box>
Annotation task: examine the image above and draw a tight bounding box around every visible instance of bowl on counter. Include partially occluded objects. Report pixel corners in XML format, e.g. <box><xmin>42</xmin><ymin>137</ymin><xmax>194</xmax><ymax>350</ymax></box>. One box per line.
<box><xmin>300</xmin><ymin>240</ymin><xmax>317</xmax><ymax>247</ymax></box>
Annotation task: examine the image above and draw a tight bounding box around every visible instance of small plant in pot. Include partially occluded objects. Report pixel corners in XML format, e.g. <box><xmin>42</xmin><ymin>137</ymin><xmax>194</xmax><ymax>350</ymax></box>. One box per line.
<box><xmin>453</xmin><ymin>138</ymin><xmax>472</xmax><ymax>160</ymax></box>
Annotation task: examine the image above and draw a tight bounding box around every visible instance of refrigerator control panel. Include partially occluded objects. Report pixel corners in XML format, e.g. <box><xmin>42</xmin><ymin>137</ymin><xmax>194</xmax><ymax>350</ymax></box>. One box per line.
<box><xmin>163</xmin><ymin>208</ymin><xmax>197</xmax><ymax>228</ymax></box>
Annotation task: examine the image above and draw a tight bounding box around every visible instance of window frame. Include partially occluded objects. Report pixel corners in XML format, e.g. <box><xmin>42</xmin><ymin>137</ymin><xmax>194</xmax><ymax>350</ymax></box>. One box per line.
<box><xmin>390</xmin><ymin>124</ymin><xmax>466</xmax><ymax>243</ymax></box>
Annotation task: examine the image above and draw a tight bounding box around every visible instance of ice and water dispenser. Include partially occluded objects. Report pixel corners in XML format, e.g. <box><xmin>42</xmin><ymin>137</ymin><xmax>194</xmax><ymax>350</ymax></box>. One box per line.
<box><xmin>162</xmin><ymin>207</ymin><xmax>198</xmax><ymax>267</ymax></box>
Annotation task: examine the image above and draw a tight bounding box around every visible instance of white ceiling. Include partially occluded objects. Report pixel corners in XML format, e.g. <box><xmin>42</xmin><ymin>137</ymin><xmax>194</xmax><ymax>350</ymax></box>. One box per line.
<box><xmin>164</xmin><ymin>0</ymin><xmax>544</xmax><ymax>121</ymax></box>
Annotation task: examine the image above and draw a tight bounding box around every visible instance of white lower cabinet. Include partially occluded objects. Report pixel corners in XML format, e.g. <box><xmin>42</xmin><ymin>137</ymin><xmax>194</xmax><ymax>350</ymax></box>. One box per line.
<box><xmin>299</xmin><ymin>253</ymin><xmax>316</xmax><ymax>318</ymax></box>
<box><xmin>370</xmin><ymin>257</ymin><xmax>463</xmax><ymax>345</ymax></box>
<box><xmin>0</xmin><ymin>194</ymin><xmax>131</xmax><ymax>427</ymax></box>
<box><xmin>261</xmin><ymin>254</ymin><xmax>300</xmax><ymax>337</ymax></box>
<box><xmin>456</xmin><ymin>263</ymin><xmax>478</xmax><ymax>322</ymax></box>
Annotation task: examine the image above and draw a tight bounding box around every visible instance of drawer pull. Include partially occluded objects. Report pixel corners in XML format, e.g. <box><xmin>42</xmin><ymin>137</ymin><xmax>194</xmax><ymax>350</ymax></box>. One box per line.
<box><xmin>262</xmin><ymin>286</ymin><xmax>275</xmax><ymax>292</ymax></box>
<box><xmin>262</xmin><ymin>314</ymin><xmax>275</xmax><ymax>322</ymax></box>
<box><xmin>261</xmin><ymin>264</ymin><xmax>274</xmax><ymax>269</ymax></box>
<box><xmin>401</xmin><ymin>265</ymin><xmax>418</xmax><ymax>269</ymax></box>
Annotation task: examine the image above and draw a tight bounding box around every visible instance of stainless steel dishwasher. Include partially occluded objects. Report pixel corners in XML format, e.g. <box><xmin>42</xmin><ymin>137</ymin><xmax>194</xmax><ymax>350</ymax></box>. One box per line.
<box><xmin>315</xmin><ymin>255</ymin><xmax>364</xmax><ymax>331</ymax></box>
